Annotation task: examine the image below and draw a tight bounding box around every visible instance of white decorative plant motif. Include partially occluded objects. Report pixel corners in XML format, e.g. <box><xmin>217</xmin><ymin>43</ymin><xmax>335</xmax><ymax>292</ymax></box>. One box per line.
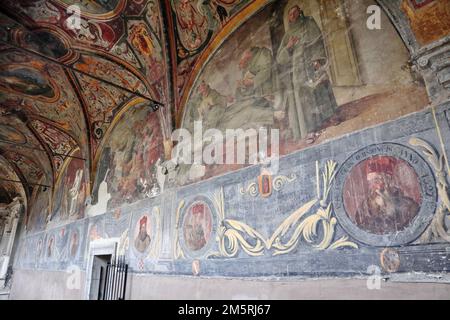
<box><xmin>410</xmin><ymin>138</ymin><xmax>450</xmax><ymax>243</ymax></box>
<box><xmin>208</xmin><ymin>161</ymin><xmax>358</xmax><ymax>258</ymax></box>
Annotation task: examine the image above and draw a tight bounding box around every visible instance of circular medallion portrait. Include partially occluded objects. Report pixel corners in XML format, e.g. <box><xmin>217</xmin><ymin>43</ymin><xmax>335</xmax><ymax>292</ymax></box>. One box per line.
<box><xmin>182</xmin><ymin>200</ymin><xmax>214</xmax><ymax>255</ymax></box>
<box><xmin>333</xmin><ymin>143</ymin><xmax>437</xmax><ymax>247</ymax></box>
<box><xmin>343</xmin><ymin>156</ymin><xmax>421</xmax><ymax>235</ymax></box>
<box><xmin>133</xmin><ymin>214</ymin><xmax>152</xmax><ymax>255</ymax></box>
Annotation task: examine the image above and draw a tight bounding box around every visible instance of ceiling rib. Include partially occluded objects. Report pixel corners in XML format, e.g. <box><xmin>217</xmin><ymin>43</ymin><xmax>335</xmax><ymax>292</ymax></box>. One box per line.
<box><xmin>0</xmin><ymin>138</ymin><xmax>86</xmax><ymax>160</ymax></box>
<box><xmin>0</xmin><ymin>177</ymin><xmax>51</xmax><ymax>189</ymax></box>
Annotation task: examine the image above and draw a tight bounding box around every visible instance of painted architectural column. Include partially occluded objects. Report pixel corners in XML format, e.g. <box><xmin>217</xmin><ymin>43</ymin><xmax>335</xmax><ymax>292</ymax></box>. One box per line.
<box><xmin>412</xmin><ymin>37</ymin><xmax>450</xmax><ymax>104</ymax></box>
<box><xmin>0</xmin><ymin>198</ymin><xmax>23</xmax><ymax>287</ymax></box>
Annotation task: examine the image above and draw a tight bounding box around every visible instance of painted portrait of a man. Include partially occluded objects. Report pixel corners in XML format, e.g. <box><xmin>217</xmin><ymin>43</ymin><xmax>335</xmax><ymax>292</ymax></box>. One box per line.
<box><xmin>134</xmin><ymin>216</ymin><xmax>151</xmax><ymax>253</ymax></box>
<box><xmin>70</xmin><ymin>231</ymin><xmax>79</xmax><ymax>258</ymax></box>
<box><xmin>183</xmin><ymin>202</ymin><xmax>212</xmax><ymax>252</ymax></box>
<box><xmin>350</xmin><ymin>157</ymin><xmax>420</xmax><ymax>235</ymax></box>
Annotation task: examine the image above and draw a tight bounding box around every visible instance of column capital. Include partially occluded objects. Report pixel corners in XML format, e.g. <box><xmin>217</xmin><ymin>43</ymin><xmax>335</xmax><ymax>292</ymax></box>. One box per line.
<box><xmin>412</xmin><ymin>37</ymin><xmax>450</xmax><ymax>104</ymax></box>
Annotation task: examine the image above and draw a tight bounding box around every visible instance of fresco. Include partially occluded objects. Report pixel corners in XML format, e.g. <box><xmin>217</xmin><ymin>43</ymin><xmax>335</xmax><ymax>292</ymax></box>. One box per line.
<box><xmin>30</xmin><ymin>119</ymin><xmax>79</xmax><ymax>173</ymax></box>
<box><xmin>0</xmin><ymin>0</ymin><xmax>169</xmax><ymax>211</ymax></box>
<box><xmin>50</xmin><ymin>150</ymin><xmax>88</xmax><ymax>224</ymax></box>
<box><xmin>128</xmin><ymin>205</ymin><xmax>162</xmax><ymax>271</ymax></box>
<box><xmin>27</xmin><ymin>186</ymin><xmax>51</xmax><ymax>232</ymax></box>
<box><xmin>0</xmin><ymin>116</ymin><xmax>53</xmax><ymax>188</ymax></box>
<box><xmin>0</xmin><ymin>125</ymin><xmax>27</xmax><ymax>145</ymax></box>
<box><xmin>182</xmin><ymin>202</ymin><xmax>213</xmax><ymax>252</ymax></box>
<box><xmin>133</xmin><ymin>214</ymin><xmax>152</xmax><ymax>254</ymax></box>
<box><xmin>170</xmin><ymin>0</ymin><xmax>251</xmax><ymax>108</ymax></box>
<box><xmin>36</xmin><ymin>236</ymin><xmax>44</xmax><ymax>265</ymax></box>
<box><xmin>54</xmin><ymin>0</ymin><xmax>126</xmax><ymax>18</ymax></box>
<box><xmin>180</xmin><ymin>0</ymin><xmax>430</xmax><ymax>183</ymax></box>
<box><xmin>3</xmin><ymin>152</ymin><xmax>45</xmax><ymax>185</ymax></box>
<box><xmin>0</xmin><ymin>49</ymin><xmax>88</xmax><ymax>174</ymax></box>
<box><xmin>92</xmin><ymin>104</ymin><xmax>164</xmax><ymax>210</ymax></box>
<box><xmin>46</xmin><ymin>234</ymin><xmax>55</xmax><ymax>259</ymax></box>
<box><xmin>67</xmin><ymin>229</ymin><xmax>79</xmax><ymax>258</ymax></box>
<box><xmin>0</xmin><ymin>65</ymin><xmax>57</xmax><ymax>101</ymax></box>
<box><xmin>0</xmin><ymin>155</ymin><xmax>26</xmax><ymax>203</ymax></box>
<box><xmin>402</xmin><ymin>0</ymin><xmax>450</xmax><ymax>45</ymax></box>
<box><xmin>127</xmin><ymin>20</ymin><xmax>166</xmax><ymax>100</ymax></box>
<box><xmin>332</xmin><ymin>142</ymin><xmax>437</xmax><ymax>247</ymax></box>
<box><xmin>87</xmin><ymin>216</ymin><xmax>106</xmax><ymax>243</ymax></box>
<box><xmin>343</xmin><ymin>156</ymin><xmax>421</xmax><ymax>235</ymax></box>
<box><xmin>16</xmin><ymin>28</ymin><xmax>73</xmax><ymax>61</ymax></box>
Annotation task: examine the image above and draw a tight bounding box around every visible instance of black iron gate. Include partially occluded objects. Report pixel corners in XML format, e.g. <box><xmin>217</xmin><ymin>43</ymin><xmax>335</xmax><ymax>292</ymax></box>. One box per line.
<box><xmin>102</xmin><ymin>255</ymin><xmax>128</xmax><ymax>300</ymax></box>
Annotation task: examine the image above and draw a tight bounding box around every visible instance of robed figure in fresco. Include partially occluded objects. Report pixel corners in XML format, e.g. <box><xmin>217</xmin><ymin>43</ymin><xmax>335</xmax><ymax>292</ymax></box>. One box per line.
<box><xmin>185</xmin><ymin>80</ymin><xmax>228</xmax><ymax>132</ymax></box>
<box><xmin>186</xmin><ymin>46</ymin><xmax>281</xmax><ymax>133</ymax></box>
<box><xmin>277</xmin><ymin>5</ymin><xmax>338</xmax><ymax>141</ymax></box>
<box><xmin>220</xmin><ymin>46</ymin><xmax>281</xmax><ymax>130</ymax></box>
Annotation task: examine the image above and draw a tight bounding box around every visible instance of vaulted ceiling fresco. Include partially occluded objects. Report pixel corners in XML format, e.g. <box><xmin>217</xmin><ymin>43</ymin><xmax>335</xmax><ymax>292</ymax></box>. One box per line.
<box><xmin>0</xmin><ymin>0</ymin><xmax>170</xmax><ymax>230</ymax></box>
<box><xmin>0</xmin><ymin>0</ymin><xmax>445</xmax><ymax>230</ymax></box>
<box><xmin>167</xmin><ymin>0</ymin><xmax>252</xmax><ymax>116</ymax></box>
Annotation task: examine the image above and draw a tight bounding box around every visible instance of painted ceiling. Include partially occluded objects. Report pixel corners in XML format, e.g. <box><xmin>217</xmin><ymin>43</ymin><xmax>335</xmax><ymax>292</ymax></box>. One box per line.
<box><xmin>0</xmin><ymin>0</ymin><xmax>260</xmax><ymax>218</ymax></box>
<box><xmin>0</xmin><ymin>0</ymin><xmax>442</xmax><ymax>220</ymax></box>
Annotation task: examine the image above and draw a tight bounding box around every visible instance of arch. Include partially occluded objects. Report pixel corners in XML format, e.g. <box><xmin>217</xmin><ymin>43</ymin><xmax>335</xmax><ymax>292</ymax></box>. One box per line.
<box><xmin>175</xmin><ymin>0</ymin><xmax>423</xmax><ymax>128</ymax></box>
<box><xmin>90</xmin><ymin>97</ymin><xmax>147</xmax><ymax>184</ymax></box>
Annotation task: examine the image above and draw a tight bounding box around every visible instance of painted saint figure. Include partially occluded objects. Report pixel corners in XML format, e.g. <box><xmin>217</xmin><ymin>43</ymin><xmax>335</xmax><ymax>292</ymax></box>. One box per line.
<box><xmin>220</xmin><ymin>47</ymin><xmax>282</xmax><ymax>130</ymax></box>
<box><xmin>191</xmin><ymin>80</ymin><xmax>227</xmax><ymax>131</ymax></box>
<box><xmin>355</xmin><ymin>157</ymin><xmax>419</xmax><ymax>235</ymax></box>
<box><xmin>70</xmin><ymin>231</ymin><xmax>79</xmax><ymax>258</ymax></box>
<box><xmin>67</xmin><ymin>169</ymin><xmax>83</xmax><ymax>218</ymax></box>
<box><xmin>184</xmin><ymin>203</ymin><xmax>211</xmax><ymax>251</ymax></box>
<box><xmin>129</xmin><ymin>23</ymin><xmax>155</xmax><ymax>56</ymax></box>
<box><xmin>276</xmin><ymin>5</ymin><xmax>338</xmax><ymax>141</ymax></box>
<box><xmin>134</xmin><ymin>216</ymin><xmax>151</xmax><ymax>253</ymax></box>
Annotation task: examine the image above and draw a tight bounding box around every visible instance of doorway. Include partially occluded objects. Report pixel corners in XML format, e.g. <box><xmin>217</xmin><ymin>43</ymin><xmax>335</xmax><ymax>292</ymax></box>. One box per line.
<box><xmin>89</xmin><ymin>254</ymin><xmax>111</xmax><ymax>300</ymax></box>
<box><xmin>84</xmin><ymin>238</ymin><xmax>118</xmax><ymax>300</ymax></box>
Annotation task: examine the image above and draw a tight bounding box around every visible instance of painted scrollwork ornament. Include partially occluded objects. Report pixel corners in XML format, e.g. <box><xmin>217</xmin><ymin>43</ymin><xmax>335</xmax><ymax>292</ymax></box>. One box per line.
<box><xmin>409</xmin><ymin>138</ymin><xmax>450</xmax><ymax>243</ymax></box>
<box><xmin>209</xmin><ymin>161</ymin><xmax>358</xmax><ymax>259</ymax></box>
